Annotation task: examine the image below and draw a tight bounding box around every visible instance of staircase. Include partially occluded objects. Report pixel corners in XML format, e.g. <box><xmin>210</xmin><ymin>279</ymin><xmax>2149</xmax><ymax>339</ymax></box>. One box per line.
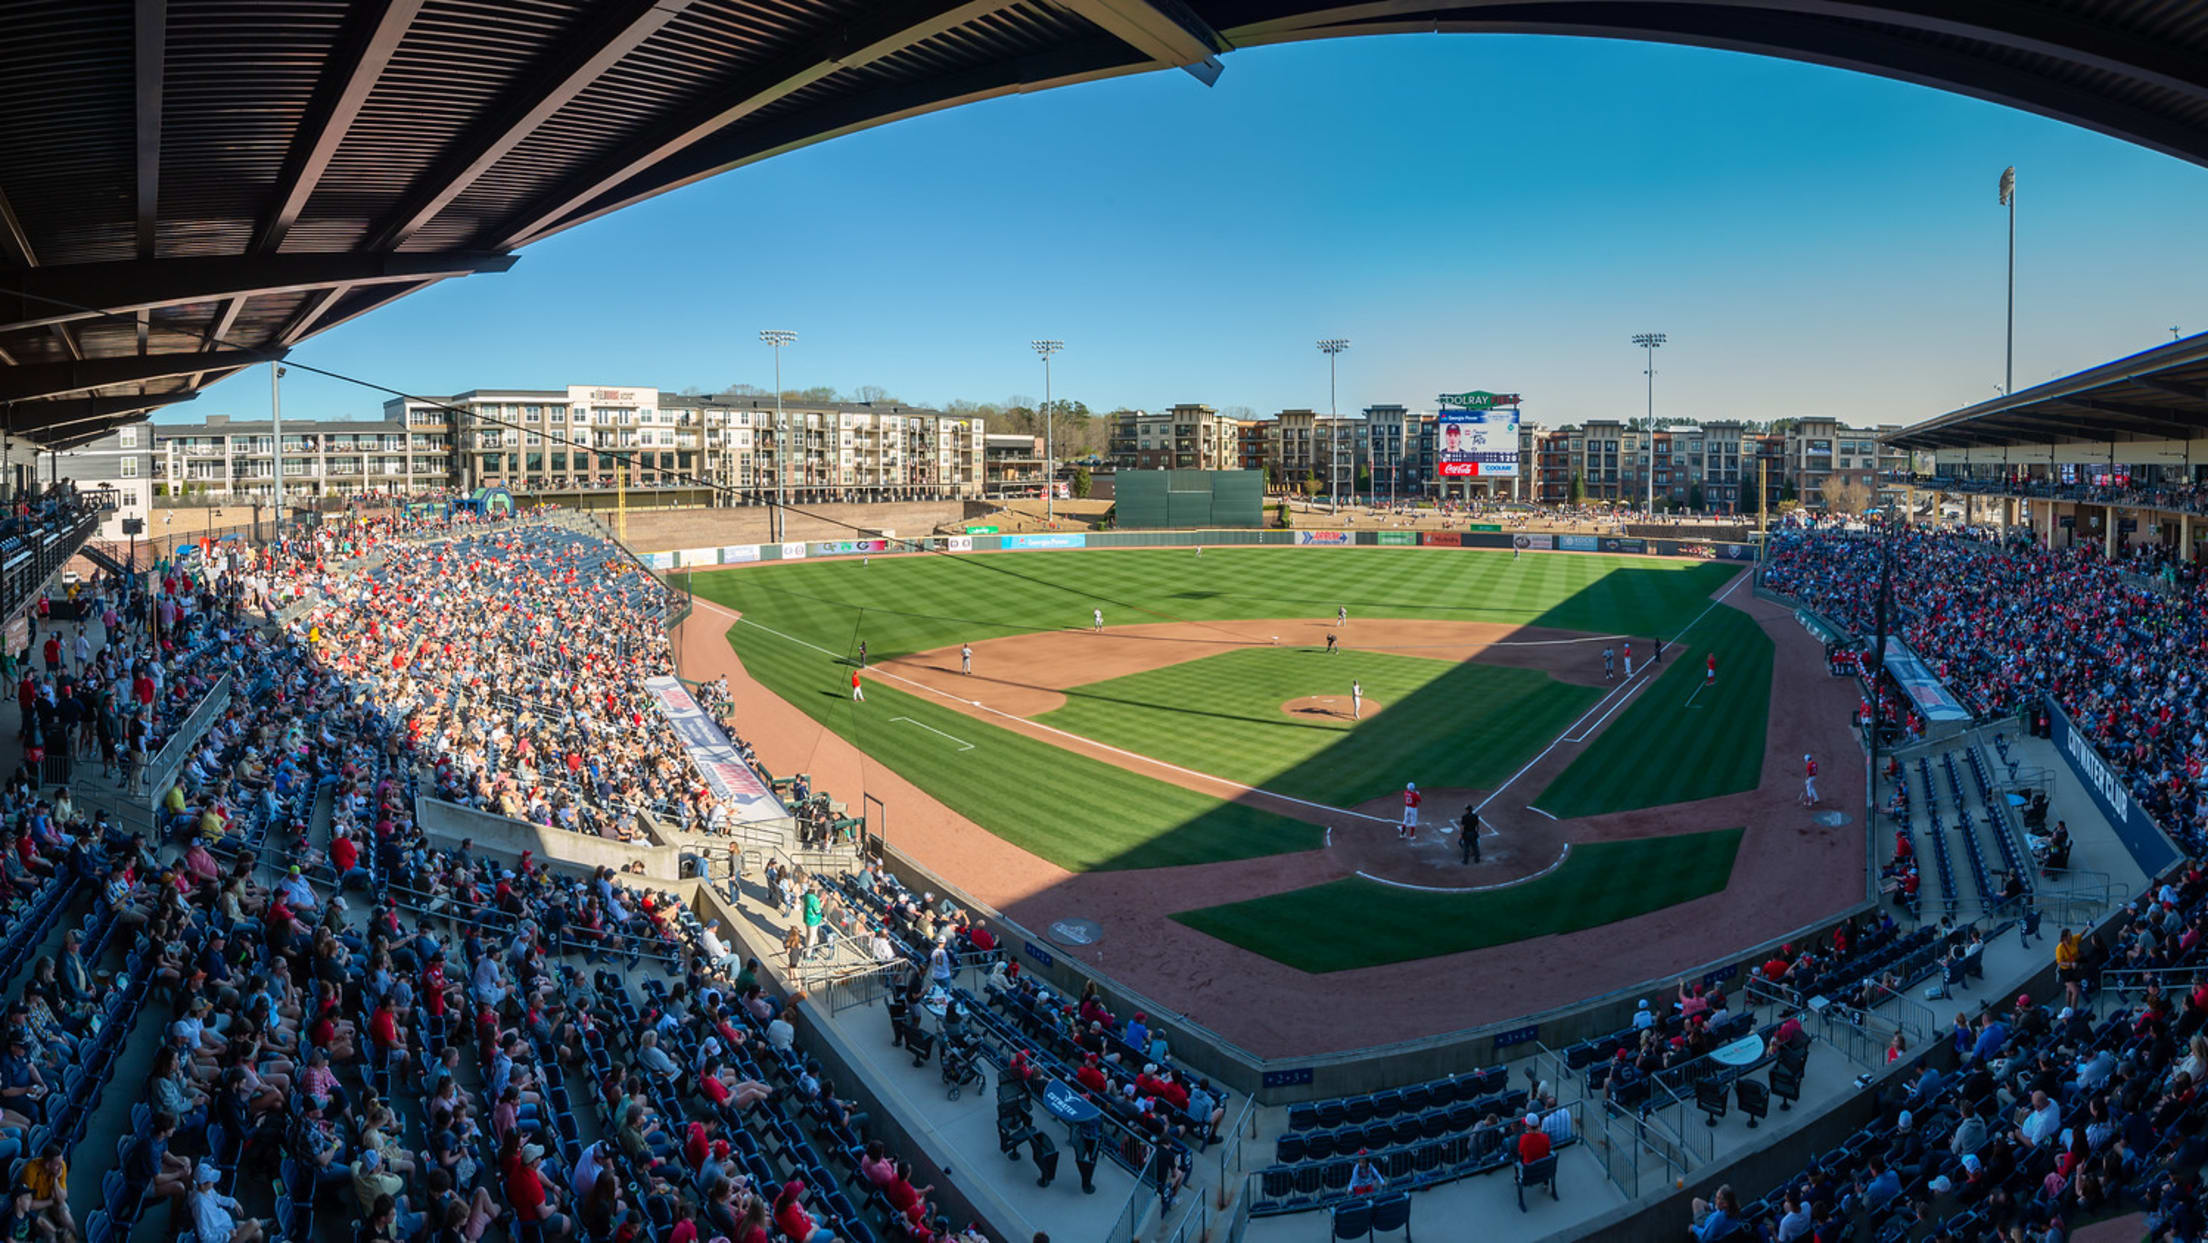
<box><xmin>80</xmin><ymin>542</ymin><xmax>133</xmax><ymax>578</ymax></box>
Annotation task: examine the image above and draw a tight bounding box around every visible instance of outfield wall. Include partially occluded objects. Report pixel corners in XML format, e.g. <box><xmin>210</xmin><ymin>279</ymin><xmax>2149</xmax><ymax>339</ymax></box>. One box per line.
<box><xmin>648</xmin><ymin>526</ymin><xmax>1760</xmax><ymax>570</ymax></box>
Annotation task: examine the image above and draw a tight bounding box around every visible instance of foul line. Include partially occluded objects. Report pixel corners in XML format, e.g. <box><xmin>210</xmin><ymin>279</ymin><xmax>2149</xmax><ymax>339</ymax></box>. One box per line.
<box><xmin>1526</xmin><ymin>806</ymin><xmax>1558</xmax><ymax>821</ymax></box>
<box><xmin>1355</xmin><ymin>844</ymin><xmax>1572</xmax><ymax>893</ymax></box>
<box><xmin>723</xmin><ymin>607</ymin><xmax>1399</xmax><ymax>827</ymax></box>
<box><xmin>1474</xmin><ymin>571</ymin><xmax>1750</xmax><ymax>815</ymax></box>
<box><xmin>889</xmin><ymin>716</ymin><xmax>973</xmax><ymax>752</ymax></box>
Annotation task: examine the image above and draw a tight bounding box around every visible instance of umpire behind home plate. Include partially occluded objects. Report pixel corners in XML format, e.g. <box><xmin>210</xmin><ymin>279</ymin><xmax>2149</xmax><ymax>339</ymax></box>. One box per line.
<box><xmin>1460</xmin><ymin>806</ymin><xmax>1482</xmax><ymax>864</ymax></box>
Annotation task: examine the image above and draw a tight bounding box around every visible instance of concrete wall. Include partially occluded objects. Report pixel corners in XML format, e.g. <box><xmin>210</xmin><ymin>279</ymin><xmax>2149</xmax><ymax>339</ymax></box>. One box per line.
<box><xmin>613</xmin><ymin>502</ymin><xmax>987</xmax><ymax>552</ymax></box>
<box><xmin>414</xmin><ymin>796</ymin><xmax>696</xmax><ymax>886</ymax></box>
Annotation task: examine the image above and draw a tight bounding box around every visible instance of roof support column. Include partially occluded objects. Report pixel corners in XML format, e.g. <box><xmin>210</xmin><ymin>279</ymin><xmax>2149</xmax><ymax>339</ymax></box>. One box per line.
<box><xmin>2106</xmin><ymin>504</ymin><xmax>2118</xmax><ymax>557</ymax></box>
<box><xmin>2183</xmin><ymin>512</ymin><xmax>2193</xmax><ymax>563</ymax></box>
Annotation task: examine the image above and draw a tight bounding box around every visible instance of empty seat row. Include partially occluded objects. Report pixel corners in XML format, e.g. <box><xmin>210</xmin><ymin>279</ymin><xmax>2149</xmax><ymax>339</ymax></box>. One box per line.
<box><xmin>1285</xmin><ymin>1068</ymin><xmax>1506</xmax><ymax>1134</ymax></box>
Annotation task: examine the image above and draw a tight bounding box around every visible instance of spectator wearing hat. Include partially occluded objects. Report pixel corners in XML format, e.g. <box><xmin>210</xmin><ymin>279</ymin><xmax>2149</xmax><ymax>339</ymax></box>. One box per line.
<box><xmin>505</xmin><ymin>1143</ymin><xmax>570</xmax><ymax>1238</ymax></box>
<box><xmin>188</xmin><ymin>1162</ymin><xmax>260</xmax><ymax>1243</ymax></box>
<box><xmin>773</xmin><ymin>1180</ymin><xmax>832</xmax><ymax>1243</ymax></box>
<box><xmin>1516</xmin><ymin>1114</ymin><xmax>1551</xmax><ymax>1165</ymax></box>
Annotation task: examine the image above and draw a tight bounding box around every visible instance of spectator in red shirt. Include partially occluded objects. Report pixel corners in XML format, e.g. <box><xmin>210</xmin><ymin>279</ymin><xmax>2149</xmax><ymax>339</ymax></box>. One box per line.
<box><xmin>1517</xmin><ymin>1115</ymin><xmax>1552</xmax><ymax>1165</ymax></box>
<box><xmin>773</xmin><ymin>1180</ymin><xmax>831</xmax><ymax>1243</ymax></box>
<box><xmin>506</xmin><ymin>1144</ymin><xmax>570</xmax><ymax>1237</ymax></box>
<box><xmin>1075</xmin><ymin>1054</ymin><xmax>1108</xmax><ymax>1095</ymax></box>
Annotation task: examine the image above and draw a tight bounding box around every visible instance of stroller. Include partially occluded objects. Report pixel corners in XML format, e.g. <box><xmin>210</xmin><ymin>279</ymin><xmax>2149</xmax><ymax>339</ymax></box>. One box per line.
<box><xmin>941</xmin><ymin>1030</ymin><xmax>986</xmax><ymax>1100</ymax></box>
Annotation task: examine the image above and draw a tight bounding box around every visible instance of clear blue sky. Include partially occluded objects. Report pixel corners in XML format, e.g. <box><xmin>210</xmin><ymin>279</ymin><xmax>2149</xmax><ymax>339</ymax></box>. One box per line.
<box><xmin>202</xmin><ymin>32</ymin><xmax>2208</xmax><ymax>430</ymax></box>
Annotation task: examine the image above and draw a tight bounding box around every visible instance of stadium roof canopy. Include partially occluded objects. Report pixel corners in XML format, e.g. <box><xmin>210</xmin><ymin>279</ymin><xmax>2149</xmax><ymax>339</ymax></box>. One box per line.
<box><xmin>1886</xmin><ymin>333</ymin><xmax>2208</xmax><ymax>450</ymax></box>
<box><xmin>8</xmin><ymin>0</ymin><xmax>2208</xmax><ymax>450</ymax></box>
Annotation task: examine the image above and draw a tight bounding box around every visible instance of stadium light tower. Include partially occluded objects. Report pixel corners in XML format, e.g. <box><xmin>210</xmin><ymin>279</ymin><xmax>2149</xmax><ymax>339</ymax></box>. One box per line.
<box><xmin>1031</xmin><ymin>339</ymin><xmax>1063</xmax><ymax>522</ymax></box>
<box><xmin>1633</xmin><ymin>333</ymin><xmax>1667</xmax><ymax>516</ymax></box>
<box><xmin>1999</xmin><ymin>167</ymin><xmax>2015</xmax><ymax>399</ymax></box>
<box><xmin>1318</xmin><ymin>338</ymin><xmax>1350</xmax><ymax>513</ymax></box>
<box><xmin>760</xmin><ymin>329</ymin><xmax>796</xmax><ymax>541</ymax></box>
<box><xmin>269</xmin><ymin>363</ymin><xmax>287</xmax><ymax>541</ymax></box>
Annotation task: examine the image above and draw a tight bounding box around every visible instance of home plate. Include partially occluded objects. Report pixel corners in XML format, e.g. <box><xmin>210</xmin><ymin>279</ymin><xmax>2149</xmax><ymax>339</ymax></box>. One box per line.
<box><xmin>1812</xmin><ymin>811</ymin><xmax>1850</xmax><ymax>827</ymax></box>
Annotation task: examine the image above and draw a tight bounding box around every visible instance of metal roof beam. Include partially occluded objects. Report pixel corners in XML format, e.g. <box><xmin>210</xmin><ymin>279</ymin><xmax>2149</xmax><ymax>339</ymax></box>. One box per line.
<box><xmin>2043</xmin><ymin>398</ymin><xmax>2207</xmax><ymax>437</ymax></box>
<box><xmin>0</xmin><ymin>186</ymin><xmax>34</xmax><ymax>268</ymax></box>
<box><xmin>1056</xmin><ymin>0</ymin><xmax>1227</xmax><ymax>82</ymax></box>
<box><xmin>488</xmin><ymin>0</ymin><xmax>1014</xmax><ymax>249</ymax></box>
<box><xmin>256</xmin><ymin>0</ymin><xmax>426</xmax><ymax>253</ymax></box>
<box><xmin>0</xmin><ymin>252</ymin><xmax>516</xmax><ymax>334</ymax></box>
<box><xmin>367</xmin><ymin>0</ymin><xmax>701</xmax><ymax>251</ymax></box>
<box><xmin>135</xmin><ymin>0</ymin><xmax>166</xmax><ymax>259</ymax></box>
<box><xmin>2123</xmin><ymin>375</ymin><xmax>2208</xmax><ymax>405</ymax></box>
<box><xmin>5</xmin><ymin>391</ymin><xmax>197</xmax><ymax>434</ymax></box>
<box><xmin>0</xmin><ymin>352</ymin><xmax>272</xmax><ymax>404</ymax></box>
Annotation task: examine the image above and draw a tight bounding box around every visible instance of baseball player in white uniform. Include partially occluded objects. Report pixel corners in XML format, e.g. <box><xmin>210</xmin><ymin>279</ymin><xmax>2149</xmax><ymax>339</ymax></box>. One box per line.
<box><xmin>1623</xmin><ymin>640</ymin><xmax>1634</xmax><ymax>678</ymax></box>
<box><xmin>1351</xmin><ymin>679</ymin><xmax>1363</xmax><ymax>720</ymax></box>
<box><xmin>960</xmin><ymin>644</ymin><xmax>973</xmax><ymax>675</ymax></box>
<box><xmin>1337</xmin><ymin>605</ymin><xmax>1347</xmax><ymax>627</ymax></box>
<box><xmin>1802</xmin><ymin>753</ymin><xmax>1820</xmax><ymax>806</ymax></box>
<box><xmin>1092</xmin><ymin>608</ymin><xmax>1103</xmax><ymax>631</ymax></box>
<box><xmin>1401</xmin><ymin>782</ymin><xmax>1421</xmax><ymax>840</ymax></box>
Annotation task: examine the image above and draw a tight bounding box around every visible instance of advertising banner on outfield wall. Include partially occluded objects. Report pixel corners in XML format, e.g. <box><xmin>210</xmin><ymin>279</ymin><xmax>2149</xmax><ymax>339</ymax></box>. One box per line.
<box><xmin>1423</xmin><ymin>532</ymin><xmax>1464</xmax><ymax>547</ymax></box>
<box><xmin>813</xmin><ymin>539</ymin><xmax>889</xmax><ymax>557</ymax></box>
<box><xmin>1468</xmin><ymin>523</ymin><xmax>1503</xmax><ymax>532</ymax></box>
<box><xmin>646</xmin><ymin>551</ymin><xmax>676</xmax><ymax>569</ymax></box>
<box><xmin>779</xmin><ymin>542</ymin><xmax>807</xmax><ymax>561</ymax></box>
<box><xmin>1600</xmin><ymin>537</ymin><xmax>1647</xmax><ymax>554</ymax></box>
<box><xmin>1002</xmin><ymin>533</ymin><xmax>1087</xmax><ymax>550</ymax></box>
<box><xmin>719</xmin><ymin>545</ymin><xmax>760</xmax><ymax>563</ymax></box>
<box><xmin>678</xmin><ymin>547</ymin><xmax>719</xmax><ymax>567</ymax></box>
<box><xmin>2045</xmin><ymin>696</ymin><xmax>2178</xmax><ymax>876</ymax></box>
<box><xmin>1717</xmin><ymin>544</ymin><xmax>1755</xmax><ymax>560</ymax></box>
<box><xmin>944</xmin><ymin>535</ymin><xmax>973</xmax><ymax>552</ymax></box>
<box><xmin>1558</xmin><ymin>535</ymin><xmax>1598</xmax><ymax>552</ymax></box>
<box><xmin>1514</xmin><ymin>533</ymin><xmax>1554</xmax><ymax>550</ymax></box>
<box><xmin>1375</xmin><ymin>532</ymin><xmax>1417</xmax><ymax>545</ymax></box>
<box><xmin>642</xmin><ymin>676</ymin><xmax>786</xmax><ymax>826</ymax></box>
<box><xmin>1296</xmin><ymin>530</ymin><xmax>1351</xmax><ymax>546</ymax></box>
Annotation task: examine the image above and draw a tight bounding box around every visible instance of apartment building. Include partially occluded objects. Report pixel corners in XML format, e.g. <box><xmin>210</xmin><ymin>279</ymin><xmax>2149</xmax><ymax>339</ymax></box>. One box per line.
<box><xmin>157</xmin><ymin>414</ymin><xmax>442</xmax><ymax>502</ymax></box>
<box><xmin>1785</xmin><ymin>416</ymin><xmax>1908</xmax><ymax>506</ymax></box>
<box><xmin>983</xmin><ymin>433</ymin><xmax>1046</xmax><ymax>497</ymax></box>
<box><xmin>51</xmin><ymin>421</ymin><xmax>158</xmax><ymax>540</ymax></box>
<box><xmin>1107</xmin><ymin>405</ymin><xmax>1239</xmax><ymax>471</ymax></box>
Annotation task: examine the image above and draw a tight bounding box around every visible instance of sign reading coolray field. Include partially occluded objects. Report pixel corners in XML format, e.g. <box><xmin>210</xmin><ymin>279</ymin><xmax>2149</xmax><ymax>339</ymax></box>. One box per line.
<box><xmin>643</xmin><ymin>676</ymin><xmax>785</xmax><ymax>825</ymax></box>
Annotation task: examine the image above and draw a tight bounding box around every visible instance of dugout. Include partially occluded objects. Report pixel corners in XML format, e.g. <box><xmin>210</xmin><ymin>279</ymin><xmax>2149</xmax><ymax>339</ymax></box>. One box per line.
<box><xmin>1113</xmin><ymin>470</ymin><xmax>1262</xmax><ymax>529</ymax></box>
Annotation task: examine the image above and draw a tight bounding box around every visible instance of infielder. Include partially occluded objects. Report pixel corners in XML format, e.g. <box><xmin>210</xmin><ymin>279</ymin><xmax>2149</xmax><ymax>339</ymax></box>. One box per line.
<box><xmin>1351</xmin><ymin>679</ymin><xmax>1363</xmax><ymax>720</ymax></box>
<box><xmin>1801</xmin><ymin>753</ymin><xmax>1820</xmax><ymax>806</ymax></box>
<box><xmin>961</xmin><ymin>644</ymin><xmax>973</xmax><ymax>675</ymax></box>
<box><xmin>1092</xmin><ymin>608</ymin><xmax>1103</xmax><ymax>632</ymax></box>
<box><xmin>1603</xmin><ymin>646</ymin><xmax>1615</xmax><ymax>680</ymax></box>
<box><xmin>850</xmin><ymin>669</ymin><xmax>865</xmax><ymax>702</ymax></box>
<box><xmin>1337</xmin><ymin>605</ymin><xmax>1347</xmax><ymax>627</ymax></box>
<box><xmin>1400</xmin><ymin>781</ymin><xmax>1421</xmax><ymax>840</ymax></box>
<box><xmin>1326</xmin><ymin>632</ymin><xmax>1339</xmax><ymax>655</ymax></box>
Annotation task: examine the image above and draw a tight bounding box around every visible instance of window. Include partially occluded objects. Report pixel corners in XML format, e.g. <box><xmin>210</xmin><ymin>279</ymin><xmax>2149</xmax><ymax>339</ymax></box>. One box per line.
<box><xmin>118</xmin><ymin>427</ymin><xmax>139</xmax><ymax>448</ymax></box>
<box><xmin>119</xmin><ymin>458</ymin><xmax>139</xmax><ymax>477</ymax></box>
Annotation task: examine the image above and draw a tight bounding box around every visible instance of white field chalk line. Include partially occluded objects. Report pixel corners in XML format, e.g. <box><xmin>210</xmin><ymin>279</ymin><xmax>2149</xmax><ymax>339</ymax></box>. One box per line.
<box><xmin>1526</xmin><ymin>806</ymin><xmax>1559</xmax><ymax>821</ymax></box>
<box><xmin>1355</xmin><ymin>844</ymin><xmax>1572</xmax><ymax>893</ymax></box>
<box><xmin>1473</xmin><ymin>571</ymin><xmax>1750</xmax><ymax>814</ymax></box>
<box><xmin>720</xmin><ymin>606</ymin><xmax>1400</xmax><ymax>827</ymax></box>
<box><xmin>889</xmin><ymin>716</ymin><xmax>973</xmax><ymax>751</ymax></box>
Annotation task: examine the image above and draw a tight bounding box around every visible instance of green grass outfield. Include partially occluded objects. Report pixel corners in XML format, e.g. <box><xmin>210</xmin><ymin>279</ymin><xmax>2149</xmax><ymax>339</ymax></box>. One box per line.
<box><xmin>688</xmin><ymin>547</ymin><xmax>1743</xmax><ymax>872</ymax></box>
<box><xmin>1170</xmin><ymin>828</ymin><xmax>1745</xmax><ymax>972</ymax></box>
<box><xmin>1032</xmin><ymin>647</ymin><xmax>1601</xmax><ymax>807</ymax></box>
<box><xmin>1533</xmin><ymin>604</ymin><xmax>1774</xmax><ymax>819</ymax></box>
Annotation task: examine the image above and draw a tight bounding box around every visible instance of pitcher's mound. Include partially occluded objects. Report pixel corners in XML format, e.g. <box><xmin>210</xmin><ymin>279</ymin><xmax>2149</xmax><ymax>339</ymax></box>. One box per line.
<box><xmin>1282</xmin><ymin>695</ymin><xmax>1381</xmax><ymax>722</ymax></box>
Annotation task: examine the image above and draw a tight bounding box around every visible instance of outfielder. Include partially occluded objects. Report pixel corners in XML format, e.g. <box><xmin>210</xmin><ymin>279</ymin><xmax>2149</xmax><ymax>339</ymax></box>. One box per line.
<box><xmin>1705</xmin><ymin>652</ymin><xmax>1716</xmax><ymax>688</ymax></box>
<box><xmin>1351</xmin><ymin>679</ymin><xmax>1363</xmax><ymax>720</ymax></box>
<box><xmin>1801</xmin><ymin>753</ymin><xmax>1820</xmax><ymax>806</ymax></box>
<box><xmin>1092</xmin><ymin>608</ymin><xmax>1103</xmax><ymax>632</ymax></box>
<box><xmin>1400</xmin><ymin>781</ymin><xmax>1421</xmax><ymax>840</ymax></box>
<box><xmin>961</xmin><ymin>644</ymin><xmax>973</xmax><ymax>675</ymax></box>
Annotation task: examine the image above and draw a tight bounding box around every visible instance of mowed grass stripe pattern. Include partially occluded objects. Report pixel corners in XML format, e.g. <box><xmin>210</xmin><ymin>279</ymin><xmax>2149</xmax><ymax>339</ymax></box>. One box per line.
<box><xmin>1533</xmin><ymin>604</ymin><xmax>1774</xmax><ymax>819</ymax></box>
<box><xmin>1171</xmin><ymin>828</ymin><xmax>1745</xmax><ymax>973</ymax></box>
<box><xmin>1033</xmin><ymin>647</ymin><xmax>1601</xmax><ymax>807</ymax></box>
<box><xmin>688</xmin><ymin>549</ymin><xmax>1742</xmax><ymax>873</ymax></box>
<box><xmin>688</xmin><ymin>548</ymin><xmax>1742</xmax><ymax>667</ymax></box>
<box><xmin>722</xmin><ymin>620</ymin><xmax>1325</xmax><ymax>872</ymax></box>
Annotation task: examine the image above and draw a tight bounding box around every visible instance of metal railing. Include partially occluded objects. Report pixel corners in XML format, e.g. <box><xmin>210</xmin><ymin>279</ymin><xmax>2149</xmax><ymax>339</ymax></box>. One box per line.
<box><xmin>1104</xmin><ymin>1178</ymin><xmax>1153</xmax><ymax>1243</ymax></box>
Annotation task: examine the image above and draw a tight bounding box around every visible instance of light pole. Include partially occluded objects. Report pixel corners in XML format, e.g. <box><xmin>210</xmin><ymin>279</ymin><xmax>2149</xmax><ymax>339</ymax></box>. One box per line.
<box><xmin>1317</xmin><ymin>339</ymin><xmax>1349</xmax><ymax>513</ymax></box>
<box><xmin>1999</xmin><ymin>166</ymin><xmax>2015</xmax><ymax>398</ymax></box>
<box><xmin>1031</xmin><ymin>340</ymin><xmax>1062</xmax><ymax>522</ymax></box>
<box><xmin>270</xmin><ymin>363</ymin><xmax>286</xmax><ymax>540</ymax></box>
<box><xmin>1633</xmin><ymin>333</ymin><xmax>1666</xmax><ymax>516</ymax></box>
<box><xmin>760</xmin><ymin>329</ymin><xmax>796</xmax><ymax>541</ymax></box>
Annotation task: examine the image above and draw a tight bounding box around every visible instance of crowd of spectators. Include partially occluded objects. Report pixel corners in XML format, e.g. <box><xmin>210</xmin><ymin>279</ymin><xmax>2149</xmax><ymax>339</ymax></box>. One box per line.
<box><xmin>1765</xmin><ymin>526</ymin><xmax>2208</xmax><ymax>855</ymax></box>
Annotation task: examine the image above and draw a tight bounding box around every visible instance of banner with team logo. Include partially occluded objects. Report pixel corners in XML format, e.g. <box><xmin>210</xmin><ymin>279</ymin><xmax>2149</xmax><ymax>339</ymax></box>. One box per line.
<box><xmin>1515</xmin><ymin>533</ymin><xmax>1554</xmax><ymax>550</ymax></box>
<box><xmin>779</xmin><ymin>542</ymin><xmax>807</xmax><ymax>560</ymax></box>
<box><xmin>944</xmin><ymin>535</ymin><xmax>974</xmax><ymax>552</ymax></box>
<box><xmin>643</xmin><ymin>677</ymin><xmax>786</xmax><ymax>826</ymax></box>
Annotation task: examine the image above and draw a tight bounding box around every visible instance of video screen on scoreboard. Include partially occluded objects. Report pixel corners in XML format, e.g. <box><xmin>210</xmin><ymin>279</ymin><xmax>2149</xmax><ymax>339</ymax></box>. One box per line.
<box><xmin>1436</xmin><ymin>409</ymin><xmax>1519</xmax><ymax>478</ymax></box>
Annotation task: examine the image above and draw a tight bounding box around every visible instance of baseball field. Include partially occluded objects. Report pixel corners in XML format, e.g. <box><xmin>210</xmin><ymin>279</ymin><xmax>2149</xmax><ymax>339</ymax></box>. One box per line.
<box><xmin>688</xmin><ymin>545</ymin><xmax>1778</xmax><ymax>970</ymax></box>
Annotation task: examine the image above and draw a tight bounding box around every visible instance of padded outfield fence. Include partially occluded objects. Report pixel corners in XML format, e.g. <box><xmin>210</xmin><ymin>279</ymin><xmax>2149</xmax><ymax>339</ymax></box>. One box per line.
<box><xmin>644</xmin><ymin>526</ymin><xmax>1762</xmax><ymax>571</ymax></box>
